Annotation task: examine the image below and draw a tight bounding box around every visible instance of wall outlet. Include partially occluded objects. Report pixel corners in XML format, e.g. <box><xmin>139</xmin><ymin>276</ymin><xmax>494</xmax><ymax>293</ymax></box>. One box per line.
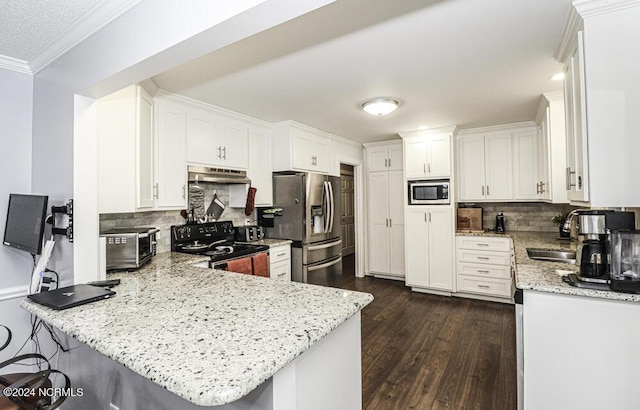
<box><xmin>110</xmin><ymin>404</ymin><xmax>120</xmax><ymax>410</ymax></box>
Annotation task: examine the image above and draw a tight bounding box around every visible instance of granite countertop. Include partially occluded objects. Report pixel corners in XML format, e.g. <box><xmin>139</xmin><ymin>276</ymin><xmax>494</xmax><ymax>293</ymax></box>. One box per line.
<box><xmin>21</xmin><ymin>252</ymin><xmax>373</xmax><ymax>406</ymax></box>
<box><xmin>238</xmin><ymin>238</ymin><xmax>293</xmax><ymax>248</ymax></box>
<box><xmin>458</xmin><ymin>231</ymin><xmax>640</xmax><ymax>302</ymax></box>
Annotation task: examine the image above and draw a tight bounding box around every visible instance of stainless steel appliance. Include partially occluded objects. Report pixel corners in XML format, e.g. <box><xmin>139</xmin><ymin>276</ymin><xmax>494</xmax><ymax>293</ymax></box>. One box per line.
<box><xmin>171</xmin><ymin>221</ymin><xmax>269</xmax><ymax>270</ymax></box>
<box><xmin>495</xmin><ymin>212</ymin><xmax>506</xmax><ymax>233</ymax></box>
<box><xmin>235</xmin><ymin>225</ymin><xmax>264</xmax><ymax>242</ymax></box>
<box><xmin>408</xmin><ymin>180</ymin><xmax>450</xmax><ymax>205</ymax></box>
<box><xmin>610</xmin><ymin>230</ymin><xmax>640</xmax><ymax>293</ymax></box>
<box><xmin>264</xmin><ymin>172</ymin><xmax>342</xmax><ymax>286</ymax></box>
<box><xmin>101</xmin><ymin>227</ymin><xmax>159</xmax><ymax>270</ymax></box>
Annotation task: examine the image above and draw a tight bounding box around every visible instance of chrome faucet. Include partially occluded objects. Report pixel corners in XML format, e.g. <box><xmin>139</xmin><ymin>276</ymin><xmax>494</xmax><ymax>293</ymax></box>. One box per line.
<box><xmin>562</xmin><ymin>209</ymin><xmax>586</xmax><ymax>233</ymax></box>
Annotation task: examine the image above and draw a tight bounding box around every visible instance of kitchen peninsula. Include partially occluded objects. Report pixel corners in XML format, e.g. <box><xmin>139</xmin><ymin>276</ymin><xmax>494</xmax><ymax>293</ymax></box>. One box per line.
<box><xmin>510</xmin><ymin>232</ymin><xmax>640</xmax><ymax>410</ymax></box>
<box><xmin>22</xmin><ymin>252</ymin><xmax>373</xmax><ymax>410</ymax></box>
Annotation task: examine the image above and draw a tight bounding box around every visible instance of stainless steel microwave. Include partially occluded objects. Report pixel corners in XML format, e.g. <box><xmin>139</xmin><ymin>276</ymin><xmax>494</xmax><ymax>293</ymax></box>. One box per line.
<box><xmin>408</xmin><ymin>180</ymin><xmax>450</xmax><ymax>205</ymax></box>
<box><xmin>101</xmin><ymin>227</ymin><xmax>159</xmax><ymax>270</ymax></box>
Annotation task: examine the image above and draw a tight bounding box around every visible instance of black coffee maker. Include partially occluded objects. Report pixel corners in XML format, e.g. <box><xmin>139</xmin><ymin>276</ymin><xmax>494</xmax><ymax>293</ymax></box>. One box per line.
<box><xmin>494</xmin><ymin>213</ymin><xmax>505</xmax><ymax>234</ymax></box>
<box><xmin>575</xmin><ymin>210</ymin><xmax>610</xmax><ymax>283</ymax></box>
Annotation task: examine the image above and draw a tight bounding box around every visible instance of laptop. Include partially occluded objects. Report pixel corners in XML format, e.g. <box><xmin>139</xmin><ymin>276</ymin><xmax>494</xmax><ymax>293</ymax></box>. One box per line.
<box><xmin>28</xmin><ymin>284</ymin><xmax>115</xmax><ymax>310</ymax></box>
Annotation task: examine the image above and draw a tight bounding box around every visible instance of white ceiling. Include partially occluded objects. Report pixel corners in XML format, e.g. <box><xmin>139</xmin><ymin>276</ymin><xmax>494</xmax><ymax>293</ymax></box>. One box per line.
<box><xmin>152</xmin><ymin>0</ymin><xmax>574</xmax><ymax>143</ymax></box>
<box><xmin>1</xmin><ymin>0</ymin><xmax>574</xmax><ymax>143</ymax></box>
<box><xmin>0</xmin><ymin>0</ymin><xmax>140</xmax><ymax>73</ymax></box>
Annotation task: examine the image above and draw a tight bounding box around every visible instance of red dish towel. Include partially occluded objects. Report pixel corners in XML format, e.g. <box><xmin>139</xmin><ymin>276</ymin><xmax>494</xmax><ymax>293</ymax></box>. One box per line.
<box><xmin>252</xmin><ymin>253</ymin><xmax>269</xmax><ymax>277</ymax></box>
<box><xmin>226</xmin><ymin>257</ymin><xmax>253</xmax><ymax>275</ymax></box>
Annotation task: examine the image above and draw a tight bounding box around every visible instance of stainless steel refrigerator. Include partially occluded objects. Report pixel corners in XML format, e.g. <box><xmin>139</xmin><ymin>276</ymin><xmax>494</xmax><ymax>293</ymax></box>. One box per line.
<box><xmin>265</xmin><ymin>172</ymin><xmax>342</xmax><ymax>286</ymax></box>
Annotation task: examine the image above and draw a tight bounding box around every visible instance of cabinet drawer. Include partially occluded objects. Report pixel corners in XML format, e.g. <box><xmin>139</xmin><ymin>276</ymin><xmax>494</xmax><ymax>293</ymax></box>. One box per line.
<box><xmin>456</xmin><ymin>236</ymin><xmax>511</xmax><ymax>252</ymax></box>
<box><xmin>457</xmin><ymin>250</ymin><xmax>511</xmax><ymax>266</ymax></box>
<box><xmin>457</xmin><ymin>276</ymin><xmax>513</xmax><ymax>298</ymax></box>
<box><xmin>457</xmin><ymin>262</ymin><xmax>511</xmax><ymax>280</ymax></box>
<box><xmin>270</xmin><ymin>260</ymin><xmax>291</xmax><ymax>281</ymax></box>
<box><xmin>270</xmin><ymin>245</ymin><xmax>291</xmax><ymax>264</ymax></box>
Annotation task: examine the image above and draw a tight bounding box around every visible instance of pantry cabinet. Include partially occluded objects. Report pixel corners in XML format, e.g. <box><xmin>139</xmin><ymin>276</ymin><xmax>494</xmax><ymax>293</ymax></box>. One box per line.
<box><xmin>272</xmin><ymin>121</ymin><xmax>330</xmax><ymax>174</ymax></box>
<box><xmin>405</xmin><ymin>207</ymin><xmax>454</xmax><ymax>291</ymax></box>
<box><xmin>367</xmin><ymin>169</ymin><xmax>405</xmax><ymax>279</ymax></box>
<box><xmin>400</xmin><ymin>128</ymin><xmax>454</xmax><ymax>179</ymax></box>
<box><xmin>98</xmin><ymin>84</ymin><xmax>155</xmax><ymax>213</ymax></box>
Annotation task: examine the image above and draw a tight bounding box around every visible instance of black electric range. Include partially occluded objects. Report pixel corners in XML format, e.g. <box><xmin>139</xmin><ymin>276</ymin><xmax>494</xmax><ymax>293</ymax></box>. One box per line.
<box><xmin>171</xmin><ymin>221</ymin><xmax>269</xmax><ymax>265</ymax></box>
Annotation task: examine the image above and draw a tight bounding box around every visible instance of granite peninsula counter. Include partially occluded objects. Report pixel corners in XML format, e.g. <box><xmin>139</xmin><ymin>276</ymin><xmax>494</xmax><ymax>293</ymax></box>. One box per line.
<box><xmin>21</xmin><ymin>252</ymin><xmax>373</xmax><ymax>409</ymax></box>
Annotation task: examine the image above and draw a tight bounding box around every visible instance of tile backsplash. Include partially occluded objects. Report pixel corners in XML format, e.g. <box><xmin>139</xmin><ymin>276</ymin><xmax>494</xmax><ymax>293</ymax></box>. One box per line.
<box><xmin>459</xmin><ymin>202</ymin><xmax>576</xmax><ymax>233</ymax></box>
<box><xmin>100</xmin><ymin>183</ymin><xmax>254</xmax><ymax>253</ymax></box>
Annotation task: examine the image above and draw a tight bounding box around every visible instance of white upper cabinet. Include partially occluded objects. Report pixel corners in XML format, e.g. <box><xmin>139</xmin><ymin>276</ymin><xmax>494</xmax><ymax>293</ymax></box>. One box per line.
<box><xmin>400</xmin><ymin>128</ymin><xmax>454</xmax><ymax>179</ymax></box>
<box><xmin>563</xmin><ymin>30</ymin><xmax>589</xmax><ymax>203</ymax></box>
<box><xmin>229</xmin><ymin>125</ymin><xmax>274</xmax><ymax>208</ymax></box>
<box><xmin>535</xmin><ymin>92</ymin><xmax>567</xmax><ymax>204</ymax></box>
<box><xmin>512</xmin><ymin>131</ymin><xmax>539</xmax><ymax>200</ymax></box>
<box><xmin>155</xmin><ymin>97</ymin><xmax>188</xmax><ymax>209</ymax></box>
<box><xmin>366</xmin><ymin>143</ymin><xmax>403</xmax><ymax>172</ymax></box>
<box><xmin>484</xmin><ymin>134</ymin><xmax>513</xmax><ymax>200</ymax></box>
<box><xmin>98</xmin><ymin>84</ymin><xmax>155</xmax><ymax>214</ymax></box>
<box><xmin>186</xmin><ymin>109</ymin><xmax>248</xmax><ymax>170</ymax></box>
<box><xmin>272</xmin><ymin>121</ymin><xmax>331</xmax><ymax>174</ymax></box>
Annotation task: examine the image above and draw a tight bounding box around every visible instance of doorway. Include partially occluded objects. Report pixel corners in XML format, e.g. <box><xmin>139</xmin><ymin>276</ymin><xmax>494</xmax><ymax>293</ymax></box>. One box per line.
<box><xmin>340</xmin><ymin>164</ymin><xmax>356</xmax><ymax>265</ymax></box>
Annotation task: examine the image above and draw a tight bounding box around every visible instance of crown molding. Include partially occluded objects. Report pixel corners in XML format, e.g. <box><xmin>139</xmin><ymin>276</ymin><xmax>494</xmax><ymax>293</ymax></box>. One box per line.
<box><xmin>330</xmin><ymin>133</ymin><xmax>363</xmax><ymax>148</ymax></box>
<box><xmin>457</xmin><ymin>121</ymin><xmax>537</xmax><ymax>136</ymax></box>
<box><xmin>0</xmin><ymin>55</ymin><xmax>32</xmax><ymax>74</ymax></box>
<box><xmin>556</xmin><ymin>7</ymin><xmax>582</xmax><ymax>63</ymax></box>
<box><xmin>574</xmin><ymin>0</ymin><xmax>640</xmax><ymax>17</ymax></box>
<box><xmin>398</xmin><ymin>125</ymin><xmax>458</xmax><ymax>140</ymax></box>
<box><xmin>28</xmin><ymin>0</ymin><xmax>143</xmax><ymax>74</ymax></box>
<box><xmin>362</xmin><ymin>139</ymin><xmax>402</xmax><ymax>148</ymax></box>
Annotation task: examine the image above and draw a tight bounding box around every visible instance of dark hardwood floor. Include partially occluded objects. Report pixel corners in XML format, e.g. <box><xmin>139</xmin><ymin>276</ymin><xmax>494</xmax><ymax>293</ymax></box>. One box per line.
<box><xmin>340</xmin><ymin>254</ymin><xmax>517</xmax><ymax>410</ymax></box>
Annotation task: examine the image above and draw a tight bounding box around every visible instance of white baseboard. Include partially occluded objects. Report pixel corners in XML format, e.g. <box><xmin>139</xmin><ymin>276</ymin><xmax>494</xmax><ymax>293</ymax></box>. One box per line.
<box><xmin>0</xmin><ymin>285</ymin><xmax>28</xmax><ymax>302</ymax></box>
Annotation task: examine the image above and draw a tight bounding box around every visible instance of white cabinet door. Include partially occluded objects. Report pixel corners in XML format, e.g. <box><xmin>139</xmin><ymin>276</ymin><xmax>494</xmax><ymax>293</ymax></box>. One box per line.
<box><xmin>367</xmin><ymin>172</ymin><xmax>390</xmax><ymax>273</ymax></box>
<box><xmin>137</xmin><ymin>87</ymin><xmax>155</xmax><ymax>209</ymax></box>
<box><xmin>404</xmin><ymin>140</ymin><xmax>428</xmax><ymax>178</ymax></box>
<box><xmin>427</xmin><ymin>135</ymin><xmax>451</xmax><ymax>178</ymax></box>
<box><xmin>537</xmin><ymin>116</ymin><xmax>551</xmax><ymax>201</ymax></box>
<box><xmin>367</xmin><ymin>146</ymin><xmax>389</xmax><ymax>172</ymax></box>
<box><xmin>457</xmin><ymin>135</ymin><xmax>486</xmax><ymax>201</ymax></box>
<box><xmin>428</xmin><ymin>207</ymin><xmax>453</xmax><ymax>291</ymax></box>
<box><xmin>187</xmin><ymin>110</ymin><xmax>218</xmax><ymax>166</ymax></box>
<box><xmin>248</xmin><ymin>128</ymin><xmax>272</xmax><ymax>206</ymax></box>
<box><xmin>565</xmin><ymin>31</ymin><xmax>589</xmax><ymax>203</ymax></box>
<box><xmin>405</xmin><ymin>208</ymin><xmax>429</xmax><ymax>287</ymax></box>
<box><xmin>388</xmin><ymin>170</ymin><xmax>405</xmax><ymax>276</ymax></box>
<box><xmin>219</xmin><ymin>121</ymin><xmax>249</xmax><ymax>170</ymax></box>
<box><xmin>291</xmin><ymin>132</ymin><xmax>329</xmax><ymax>173</ymax></box>
<box><xmin>156</xmin><ymin>101</ymin><xmax>187</xmax><ymax>209</ymax></box>
<box><xmin>484</xmin><ymin>134</ymin><xmax>513</xmax><ymax>200</ymax></box>
<box><xmin>387</xmin><ymin>145</ymin><xmax>404</xmax><ymax>171</ymax></box>
<box><xmin>513</xmin><ymin>131</ymin><xmax>539</xmax><ymax>200</ymax></box>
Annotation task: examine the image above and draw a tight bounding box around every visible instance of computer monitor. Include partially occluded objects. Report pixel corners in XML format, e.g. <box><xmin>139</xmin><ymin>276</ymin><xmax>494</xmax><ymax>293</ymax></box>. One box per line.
<box><xmin>3</xmin><ymin>194</ymin><xmax>48</xmax><ymax>255</ymax></box>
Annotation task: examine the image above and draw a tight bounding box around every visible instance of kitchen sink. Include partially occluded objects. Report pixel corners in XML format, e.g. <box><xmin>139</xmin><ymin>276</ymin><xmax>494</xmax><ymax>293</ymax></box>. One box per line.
<box><xmin>526</xmin><ymin>248</ymin><xmax>576</xmax><ymax>264</ymax></box>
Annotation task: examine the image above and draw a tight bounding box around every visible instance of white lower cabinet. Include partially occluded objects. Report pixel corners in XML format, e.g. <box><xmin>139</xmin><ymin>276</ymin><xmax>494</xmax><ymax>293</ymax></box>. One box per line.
<box><xmin>405</xmin><ymin>207</ymin><xmax>454</xmax><ymax>291</ymax></box>
<box><xmin>270</xmin><ymin>244</ymin><xmax>291</xmax><ymax>281</ymax></box>
<box><xmin>455</xmin><ymin>236</ymin><xmax>513</xmax><ymax>300</ymax></box>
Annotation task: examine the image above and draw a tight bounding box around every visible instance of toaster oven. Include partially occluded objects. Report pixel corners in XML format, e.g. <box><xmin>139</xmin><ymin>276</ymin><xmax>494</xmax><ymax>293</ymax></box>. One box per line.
<box><xmin>101</xmin><ymin>227</ymin><xmax>159</xmax><ymax>270</ymax></box>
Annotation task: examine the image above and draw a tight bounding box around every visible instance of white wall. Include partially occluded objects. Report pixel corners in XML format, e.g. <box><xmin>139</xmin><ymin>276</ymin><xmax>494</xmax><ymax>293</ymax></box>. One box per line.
<box><xmin>0</xmin><ymin>68</ymin><xmax>36</xmax><ymax>359</ymax></box>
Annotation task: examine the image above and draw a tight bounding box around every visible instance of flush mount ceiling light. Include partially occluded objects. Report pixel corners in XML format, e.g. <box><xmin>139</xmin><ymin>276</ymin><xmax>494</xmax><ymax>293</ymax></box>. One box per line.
<box><xmin>362</xmin><ymin>98</ymin><xmax>399</xmax><ymax>116</ymax></box>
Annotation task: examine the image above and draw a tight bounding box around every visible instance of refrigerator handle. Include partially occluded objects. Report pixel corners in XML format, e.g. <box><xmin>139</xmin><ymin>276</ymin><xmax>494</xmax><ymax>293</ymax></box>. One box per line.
<box><xmin>327</xmin><ymin>180</ymin><xmax>335</xmax><ymax>233</ymax></box>
<box><xmin>322</xmin><ymin>181</ymin><xmax>330</xmax><ymax>233</ymax></box>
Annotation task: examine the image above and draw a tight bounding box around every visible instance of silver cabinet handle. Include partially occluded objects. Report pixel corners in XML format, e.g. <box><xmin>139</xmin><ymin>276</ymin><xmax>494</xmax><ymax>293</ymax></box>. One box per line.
<box><xmin>222</xmin><ymin>146</ymin><xmax>226</xmax><ymax>160</ymax></box>
<box><xmin>540</xmin><ymin>181</ymin><xmax>546</xmax><ymax>193</ymax></box>
<box><xmin>217</xmin><ymin>146</ymin><xmax>222</xmax><ymax>159</ymax></box>
<box><xmin>566</xmin><ymin>167</ymin><xmax>576</xmax><ymax>190</ymax></box>
<box><xmin>428</xmin><ymin>163</ymin><xmax>431</xmax><ymax>173</ymax></box>
<box><xmin>386</xmin><ymin>218</ymin><xmax>389</xmax><ymax>227</ymax></box>
<box><xmin>477</xmin><ymin>256</ymin><xmax>490</xmax><ymax>260</ymax></box>
<box><xmin>486</xmin><ymin>185</ymin><xmax>490</xmax><ymax>196</ymax></box>
<box><xmin>482</xmin><ymin>186</ymin><xmax>485</xmax><ymax>196</ymax></box>
<box><xmin>423</xmin><ymin>163</ymin><xmax>426</xmax><ymax>173</ymax></box>
<box><xmin>429</xmin><ymin>212</ymin><xmax>431</xmax><ymax>222</ymax></box>
<box><xmin>477</xmin><ymin>243</ymin><xmax>490</xmax><ymax>247</ymax></box>
<box><xmin>477</xmin><ymin>284</ymin><xmax>491</xmax><ymax>289</ymax></box>
<box><xmin>424</xmin><ymin>213</ymin><xmax>427</xmax><ymax>222</ymax></box>
<box><xmin>384</xmin><ymin>158</ymin><xmax>388</xmax><ymax>167</ymax></box>
<box><xmin>477</xmin><ymin>270</ymin><xmax>490</xmax><ymax>273</ymax></box>
<box><xmin>276</xmin><ymin>252</ymin><xmax>287</xmax><ymax>257</ymax></box>
<box><xmin>536</xmin><ymin>182</ymin><xmax>540</xmax><ymax>194</ymax></box>
<box><xmin>389</xmin><ymin>219</ymin><xmax>392</xmax><ymax>227</ymax></box>
<box><xmin>276</xmin><ymin>272</ymin><xmax>287</xmax><ymax>278</ymax></box>
<box><xmin>388</xmin><ymin>158</ymin><xmax>391</xmax><ymax>168</ymax></box>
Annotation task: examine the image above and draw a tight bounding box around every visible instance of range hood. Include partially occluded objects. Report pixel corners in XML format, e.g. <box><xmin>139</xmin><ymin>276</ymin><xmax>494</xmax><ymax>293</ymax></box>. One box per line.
<box><xmin>187</xmin><ymin>165</ymin><xmax>251</xmax><ymax>184</ymax></box>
